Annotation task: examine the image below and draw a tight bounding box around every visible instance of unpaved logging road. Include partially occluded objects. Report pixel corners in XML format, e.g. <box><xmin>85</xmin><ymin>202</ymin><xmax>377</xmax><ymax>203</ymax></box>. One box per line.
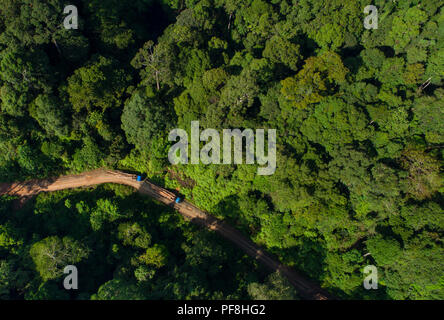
<box><xmin>0</xmin><ymin>169</ymin><xmax>334</xmax><ymax>300</ymax></box>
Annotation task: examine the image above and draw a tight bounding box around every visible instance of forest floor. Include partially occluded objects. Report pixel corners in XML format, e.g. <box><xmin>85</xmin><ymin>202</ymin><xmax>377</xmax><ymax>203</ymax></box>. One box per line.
<box><xmin>0</xmin><ymin>169</ymin><xmax>334</xmax><ymax>300</ymax></box>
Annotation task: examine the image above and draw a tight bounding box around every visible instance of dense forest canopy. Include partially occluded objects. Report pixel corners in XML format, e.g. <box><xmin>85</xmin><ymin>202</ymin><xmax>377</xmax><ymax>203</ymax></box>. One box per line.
<box><xmin>0</xmin><ymin>0</ymin><xmax>443</xmax><ymax>300</ymax></box>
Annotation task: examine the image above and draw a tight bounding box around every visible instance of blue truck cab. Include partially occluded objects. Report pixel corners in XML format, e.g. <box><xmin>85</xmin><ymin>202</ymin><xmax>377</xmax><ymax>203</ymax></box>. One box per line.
<box><xmin>136</xmin><ymin>175</ymin><xmax>142</xmax><ymax>182</ymax></box>
<box><xmin>175</xmin><ymin>197</ymin><xmax>183</xmax><ymax>204</ymax></box>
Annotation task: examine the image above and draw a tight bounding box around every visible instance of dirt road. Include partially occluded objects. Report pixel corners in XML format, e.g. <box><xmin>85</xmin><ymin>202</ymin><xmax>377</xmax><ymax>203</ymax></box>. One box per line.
<box><xmin>0</xmin><ymin>169</ymin><xmax>334</xmax><ymax>300</ymax></box>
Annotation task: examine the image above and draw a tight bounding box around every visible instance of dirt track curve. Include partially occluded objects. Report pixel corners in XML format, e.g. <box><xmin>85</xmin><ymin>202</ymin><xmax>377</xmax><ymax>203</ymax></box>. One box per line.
<box><xmin>0</xmin><ymin>169</ymin><xmax>334</xmax><ymax>300</ymax></box>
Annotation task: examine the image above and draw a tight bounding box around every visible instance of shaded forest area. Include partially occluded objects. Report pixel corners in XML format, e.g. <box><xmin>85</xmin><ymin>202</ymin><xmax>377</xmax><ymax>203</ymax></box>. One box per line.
<box><xmin>0</xmin><ymin>0</ymin><xmax>443</xmax><ymax>299</ymax></box>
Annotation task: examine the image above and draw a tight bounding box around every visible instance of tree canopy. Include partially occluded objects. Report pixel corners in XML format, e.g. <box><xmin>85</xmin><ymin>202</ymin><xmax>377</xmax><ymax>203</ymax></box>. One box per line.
<box><xmin>0</xmin><ymin>0</ymin><xmax>442</xmax><ymax>300</ymax></box>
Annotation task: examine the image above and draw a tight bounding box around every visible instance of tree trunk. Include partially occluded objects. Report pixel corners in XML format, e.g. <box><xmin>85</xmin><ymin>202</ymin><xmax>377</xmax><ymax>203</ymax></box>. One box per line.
<box><xmin>53</xmin><ymin>38</ymin><xmax>62</xmax><ymax>57</ymax></box>
<box><xmin>155</xmin><ymin>71</ymin><xmax>160</xmax><ymax>91</ymax></box>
